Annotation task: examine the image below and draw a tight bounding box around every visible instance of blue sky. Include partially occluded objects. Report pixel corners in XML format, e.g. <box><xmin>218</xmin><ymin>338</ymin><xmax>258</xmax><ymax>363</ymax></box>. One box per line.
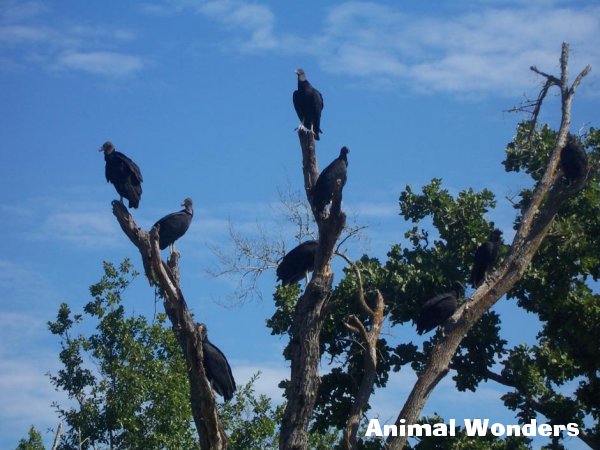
<box><xmin>1</xmin><ymin>0</ymin><xmax>599</xmax><ymax>448</ymax></box>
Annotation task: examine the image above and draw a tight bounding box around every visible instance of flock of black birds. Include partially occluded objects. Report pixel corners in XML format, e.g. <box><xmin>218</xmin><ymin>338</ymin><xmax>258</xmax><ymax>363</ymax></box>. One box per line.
<box><xmin>100</xmin><ymin>142</ymin><xmax>236</xmax><ymax>401</ymax></box>
<box><xmin>282</xmin><ymin>68</ymin><xmax>590</xmax><ymax>336</ymax></box>
<box><xmin>101</xmin><ymin>68</ymin><xmax>590</xmax><ymax>398</ymax></box>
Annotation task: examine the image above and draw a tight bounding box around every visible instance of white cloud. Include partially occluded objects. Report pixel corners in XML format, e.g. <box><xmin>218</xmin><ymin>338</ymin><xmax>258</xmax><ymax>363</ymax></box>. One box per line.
<box><xmin>311</xmin><ymin>3</ymin><xmax>600</xmax><ymax>94</ymax></box>
<box><xmin>348</xmin><ymin>201</ymin><xmax>398</xmax><ymax>218</ymax></box>
<box><xmin>0</xmin><ymin>356</ymin><xmax>65</xmax><ymax>448</ymax></box>
<box><xmin>0</xmin><ymin>24</ymin><xmax>51</xmax><ymax>43</ymax></box>
<box><xmin>232</xmin><ymin>363</ymin><xmax>288</xmax><ymax>402</ymax></box>
<box><xmin>55</xmin><ymin>51</ymin><xmax>144</xmax><ymax>77</ymax></box>
<box><xmin>154</xmin><ymin>0</ymin><xmax>599</xmax><ymax>95</ymax></box>
<box><xmin>0</xmin><ymin>3</ymin><xmax>144</xmax><ymax>79</ymax></box>
<box><xmin>37</xmin><ymin>209</ymin><xmax>123</xmax><ymax>248</ymax></box>
<box><xmin>4</xmin><ymin>193</ymin><xmax>125</xmax><ymax>249</ymax></box>
<box><xmin>0</xmin><ymin>259</ymin><xmax>55</xmax><ymax>303</ymax></box>
<box><xmin>0</xmin><ymin>0</ymin><xmax>48</xmax><ymax>23</ymax></box>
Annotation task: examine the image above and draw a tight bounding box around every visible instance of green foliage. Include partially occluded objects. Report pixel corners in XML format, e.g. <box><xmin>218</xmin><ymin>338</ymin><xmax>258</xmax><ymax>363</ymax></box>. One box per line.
<box><xmin>266</xmin><ymin>284</ymin><xmax>301</xmax><ymax>336</ymax></box>
<box><xmin>389</xmin><ymin>179</ymin><xmax>498</xmax><ymax>326</ymax></box>
<box><xmin>386</xmin><ymin>179</ymin><xmax>506</xmax><ymax>389</ymax></box>
<box><xmin>503</xmin><ymin>122</ymin><xmax>557</xmax><ymax>181</ymax></box>
<box><xmin>220</xmin><ymin>374</ymin><xmax>281</xmax><ymax>450</ymax></box>
<box><xmin>15</xmin><ymin>426</ymin><xmax>45</xmax><ymax>450</ymax></box>
<box><xmin>44</xmin><ymin>259</ymin><xmax>318</xmax><ymax>450</ymax></box>
<box><xmin>48</xmin><ymin>259</ymin><xmax>198</xmax><ymax>450</ymax></box>
<box><xmin>220</xmin><ymin>373</ymin><xmax>339</xmax><ymax>449</ymax></box>
<box><xmin>499</xmin><ymin>126</ymin><xmax>600</xmax><ymax>444</ymax></box>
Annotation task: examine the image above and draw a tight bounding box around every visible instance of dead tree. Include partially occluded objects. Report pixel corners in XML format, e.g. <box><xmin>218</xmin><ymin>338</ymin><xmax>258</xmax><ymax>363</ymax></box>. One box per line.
<box><xmin>111</xmin><ymin>201</ymin><xmax>227</xmax><ymax>450</ymax></box>
<box><xmin>279</xmin><ymin>131</ymin><xmax>348</xmax><ymax>449</ymax></box>
<box><xmin>386</xmin><ymin>42</ymin><xmax>591</xmax><ymax>450</ymax></box>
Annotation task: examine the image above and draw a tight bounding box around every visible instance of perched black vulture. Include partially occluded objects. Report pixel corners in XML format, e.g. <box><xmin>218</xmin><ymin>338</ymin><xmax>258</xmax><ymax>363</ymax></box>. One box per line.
<box><xmin>293</xmin><ymin>68</ymin><xmax>324</xmax><ymax>140</ymax></box>
<box><xmin>560</xmin><ymin>135</ymin><xmax>588</xmax><ymax>181</ymax></box>
<box><xmin>200</xmin><ymin>324</ymin><xmax>236</xmax><ymax>401</ymax></box>
<box><xmin>416</xmin><ymin>281</ymin><xmax>464</xmax><ymax>335</ymax></box>
<box><xmin>277</xmin><ymin>240</ymin><xmax>318</xmax><ymax>285</ymax></box>
<box><xmin>153</xmin><ymin>198</ymin><xmax>193</xmax><ymax>253</ymax></box>
<box><xmin>470</xmin><ymin>229</ymin><xmax>503</xmax><ymax>288</ymax></box>
<box><xmin>312</xmin><ymin>147</ymin><xmax>349</xmax><ymax>215</ymax></box>
<box><xmin>99</xmin><ymin>141</ymin><xmax>143</xmax><ymax>208</ymax></box>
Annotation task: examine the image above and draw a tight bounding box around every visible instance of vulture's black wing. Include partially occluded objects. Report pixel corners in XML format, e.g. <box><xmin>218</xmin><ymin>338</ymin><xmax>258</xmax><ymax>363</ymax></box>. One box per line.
<box><xmin>416</xmin><ymin>291</ymin><xmax>457</xmax><ymax>335</ymax></box>
<box><xmin>203</xmin><ymin>337</ymin><xmax>236</xmax><ymax>401</ymax></box>
<box><xmin>277</xmin><ymin>240</ymin><xmax>319</xmax><ymax>285</ymax></box>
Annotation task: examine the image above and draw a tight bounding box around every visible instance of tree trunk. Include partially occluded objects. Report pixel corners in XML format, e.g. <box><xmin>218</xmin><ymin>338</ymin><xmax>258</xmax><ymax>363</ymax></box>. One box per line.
<box><xmin>279</xmin><ymin>132</ymin><xmax>347</xmax><ymax>449</ymax></box>
<box><xmin>112</xmin><ymin>202</ymin><xmax>227</xmax><ymax>449</ymax></box>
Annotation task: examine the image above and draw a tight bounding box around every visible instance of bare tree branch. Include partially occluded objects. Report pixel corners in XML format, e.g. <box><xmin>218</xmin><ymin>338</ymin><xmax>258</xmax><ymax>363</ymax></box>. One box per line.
<box><xmin>207</xmin><ymin>184</ymin><xmax>366</xmax><ymax>304</ymax></box>
<box><xmin>335</xmin><ymin>252</ymin><xmax>373</xmax><ymax>318</ymax></box>
<box><xmin>111</xmin><ymin>201</ymin><xmax>227</xmax><ymax>450</ymax></box>
<box><xmin>342</xmin><ymin>289</ymin><xmax>385</xmax><ymax>450</ymax></box>
<box><xmin>51</xmin><ymin>422</ymin><xmax>63</xmax><ymax>450</ymax></box>
<box><xmin>207</xmin><ymin>220</ymin><xmax>284</xmax><ymax>303</ymax></box>
<box><xmin>279</xmin><ymin>131</ymin><xmax>347</xmax><ymax>450</ymax></box>
<box><xmin>386</xmin><ymin>42</ymin><xmax>592</xmax><ymax>450</ymax></box>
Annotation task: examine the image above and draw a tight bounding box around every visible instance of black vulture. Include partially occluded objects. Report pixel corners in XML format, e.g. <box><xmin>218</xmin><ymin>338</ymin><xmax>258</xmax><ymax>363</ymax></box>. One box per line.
<box><xmin>200</xmin><ymin>324</ymin><xmax>236</xmax><ymax>401</ymax></box>
<box><xmin>153</xmin><ymin>198</ymin><xmax>193</xmax><ymax>253</ymax></box>
<box><xmin>312</xmin><ymin>147</ymin><xmax>349</xmax><ymax>215</ymax></box>
<box><xmin>470</xmin><ymin>229</ymin><xmax>503</xmax><ymax>288</ymax></box>
<box><xmin>99</xmin><ymin>141</ymin><xmax>143</xmax><ymax>208</ymax></box>
<box><xmin>293</xmin><ymin>68</ymin><xmax>324</xmax><ymax>140</ymax></box>
<box><xmin>276</xmin><ymin>240</ymin><xmax>318</xmax><ymax>285</ymax></box>
<box><xmin>560</xmin><ymin>135</ymin><xmax>588</xmax><ymax>181</ymax></box>
<box><xmin>416</xmin><ymin>281</ymin><xmax>464</xmax><ymax>335</ymax></box>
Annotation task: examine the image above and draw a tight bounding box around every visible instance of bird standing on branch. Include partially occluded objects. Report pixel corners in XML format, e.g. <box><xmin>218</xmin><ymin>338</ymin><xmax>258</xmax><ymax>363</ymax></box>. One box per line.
<box><xmin>153</xmin><ymin>198</ymin><xmax>194</xmax><ymax>254</ymax></box>
<box><xmin>471</xmin><ymin>229</ymin><xmax>503</xmax><ymax>288</ymax></box>
<box><xmin>100</xmin><ymin>141</ymin><xmax>143</xmax><ymax>208</ymax></box>
<box><xmin>200</xmin><ymin>324</ymin><xmax>236</xmax><ymax>401</ymax></box>
<box><xmin>277</xmin><ymin>240</ymin><xmax>318</xmax><ymax>285</ymax></box>
<box><xmin>312</xmin><ymin>147</ymin><xmax>349</xmax><ymax>216</ymax></box>
<box><xmin>416</xmin><ymin>281</ymin><xmax>465</xmax><ymax>335</ymax></box>
<box><xmin>560</xmin><ymin>135</ymin><xmax>588</xmax><ymax>182</ymax></box>
<box><xmin>293</xmin><ymin>68</ymin><xmax>324</xmax><ymax>140</ymax></box>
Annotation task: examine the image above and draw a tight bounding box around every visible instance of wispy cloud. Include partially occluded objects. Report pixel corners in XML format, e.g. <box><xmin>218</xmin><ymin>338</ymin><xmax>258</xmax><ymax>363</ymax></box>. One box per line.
<box><xmin>0</xmin><ymin>2</ymin><xmax>144</xmax><ymax>78</ymax></box>
<box><xmin>38</xmin><ymin>209</ymin><xmax>123</xmax><ymax>248</ymax></box>
<box><xmin>232</xmin><ymin>362</ymin><xmax>288</xmax><ymax>402</ymax></box>
<box><xmin>0</xmin><ymin>357</ymin><xmax>64</xmax><ymax>448</ymax></box>
<box><xmin>146</xmin><ymin>0</ymin><xmax>599</xmax><ymax>95</ymax></box>
<box><xmin>200</xmin><ymin>0</ymin><xmax>278</xmax><ymax>51</ymax></box>
<box><xmin>0</xmin><ymin>0</ymin><xmax>48</xmax><ymax>23</ymax></box>
<box><xmin>347</xmin><ymin>201</ymin><xmax>398</xmax><ymax>218</ymax></box>
<box><xmin>0</xmin><ymin>259</ymin><xmax>56</xmax><ymax>307</ymax></box>
<box><xmin>6</xmin><ymin>0</ymin><xmax>598</xmax><ymax>90</ymax></box>
<box><xmin>314</xmin><ymin>2</ymin><xmax>600</xmax><ymax>94</ymax></box>
<box><xmin>55</xmin><ymin>51</ymin><xmax>144</xmax><ymax>77</ymax></box>
<box><xmin>0</xmin><ymin>192</ymin><xmax>126</xmax><ymax>250</ymax></box>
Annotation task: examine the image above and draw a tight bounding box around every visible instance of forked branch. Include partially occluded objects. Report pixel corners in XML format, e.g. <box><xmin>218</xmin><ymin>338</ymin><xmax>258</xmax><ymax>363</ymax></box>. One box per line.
<box><xmin>340</xmin><ymin>257</ymin><xmax>385</xmax><ymax>450</ymax></box>
<box><xmin>111</xmin><ymin>201</ymin><xmax>227</xmax><ymax>450</ymax></box>
<box><xmin>279</xmin><ymin>131</ymin><xmax>347</xmax><ymax>450</ymax></box>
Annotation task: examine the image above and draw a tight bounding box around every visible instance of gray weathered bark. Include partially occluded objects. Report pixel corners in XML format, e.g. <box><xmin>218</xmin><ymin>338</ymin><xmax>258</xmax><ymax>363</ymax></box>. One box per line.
<box><xmin>386</xmin><ymin>43</ymin><xmax>591</xmax><ymax>450</ymax></box>
<box><xmin>112</xmin><ymin>201</ymin><xmax>227</xmax><ymax>450</ymax></box>
<box><xmin>279</xmin><ymin>131</ymin><xmax>347</xmax><ymax>449</ymax></box>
